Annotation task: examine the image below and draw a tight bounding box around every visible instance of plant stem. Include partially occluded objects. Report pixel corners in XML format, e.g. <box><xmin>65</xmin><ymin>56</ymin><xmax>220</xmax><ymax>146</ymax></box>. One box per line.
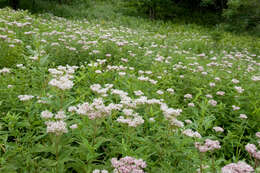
<box><xmin>254</xmin><ymin>158</ymin><xmax>259</xmax><ymax>169</ymax></box>
<box><xmin>55</xmin><ymin>135</ymin><xmax>60</xmax><ymax>173</ymax></box>
<box><xmin>199</xmin><ymin>152</ymin><xmax>203</xmax><ymax>173</ymax></box>
<box><xmin>92</xmin><ymin>120</ymin><xmax>97</xmax><ymax>145</ymax></box>
<box><xmin>211</xmin><ymin>153</ymin><xmax>216</xmax><ymax>173</ymax></box>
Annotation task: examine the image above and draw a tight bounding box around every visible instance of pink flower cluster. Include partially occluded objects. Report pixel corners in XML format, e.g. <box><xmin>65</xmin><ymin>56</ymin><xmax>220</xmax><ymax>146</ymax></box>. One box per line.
<box><xmin>221</xmin><ymin>161</ymin><xmax>254</xmax><ymax>173</ymax></box>
<box><xmin>41</xmin><ymin>110</ymin><xmax>68</xmax><ymax>135</ymax></box>
<box><xmin>111</xmin><ymin>156</ymin><xmax>146</xmax><ymax>173</ymax></box>
<box><xmin>245</xmin><ymin>143</ymin><xmax>260</xmax><ymax>160</ymax></box>
<box><xmin>71</xmin><ymin>84</ymin><xmax>183</xmax><ymax>127</ymax></box>
<box><xmin>195</xmin><ymin>139</ymin><xmax>221</xmax><ymax>153</ymax></box>
<box><xmin>182</xmin><ymin>129</ymin><xmax>202</xmax><ymax>138</ymax></box>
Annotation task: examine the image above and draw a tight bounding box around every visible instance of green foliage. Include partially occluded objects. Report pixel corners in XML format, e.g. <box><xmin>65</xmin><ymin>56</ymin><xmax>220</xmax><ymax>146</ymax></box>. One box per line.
<box><xmin>0</xmin><ymin>5</ymin><xmax>259</xmax><ymax>173</ymax></box>
<box><xmin>223</xmin><ymin>0</ymin><xmax>260</xmax><ymax>31</ymax></box>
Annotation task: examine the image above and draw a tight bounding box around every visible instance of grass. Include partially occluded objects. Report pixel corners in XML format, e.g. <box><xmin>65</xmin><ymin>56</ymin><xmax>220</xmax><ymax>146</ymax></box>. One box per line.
<box><xmin>0</xmin><ymin>1</ymin><xmax>260</xmax><ymax>172</ymax></box>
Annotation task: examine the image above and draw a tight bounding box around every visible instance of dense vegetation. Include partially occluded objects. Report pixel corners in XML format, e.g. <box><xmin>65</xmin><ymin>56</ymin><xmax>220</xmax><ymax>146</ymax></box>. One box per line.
<box><xmin>0</xmin><ymin>0</ymin><xmax>260</xmax><ymax>33</ymax></box>
<box><xmin>0</xmin><ymin>0</ymin><xmax>259</xmax><ymax>172</ymax></box>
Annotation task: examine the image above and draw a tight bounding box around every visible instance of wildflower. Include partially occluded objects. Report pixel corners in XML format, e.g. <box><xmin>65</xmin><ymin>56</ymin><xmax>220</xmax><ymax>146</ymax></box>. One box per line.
<box><xmin>245</xmin><ymin>143</ymin><xmax>257</xmax><ymax>155</ymax></box>
<box><xmin>166</xmin><ymin>88</ymin><xmax>174</xmax><ymax>94</ymax></box>
<box><xmin>254</xmin><ymin>151</ymin><xmax>260</xmax><ymax>160</ymax></box>
<box><xmin>156</xmin><ymin>90</ymin><xmax>164</xmax><ymax>95</ymax></box>
<box><xmin>134</xmin><ymin>90</ymin><xmax>144</xmax><ymax>96</ymax></box>
<box><xmin>232</xmin><ymin>105</ymin><xmax>240</xmax><ymax>111</ymax></box>
<box><xmin>70</xmin><ymin>124</ymin><xmax>78</xmax><ymax>129</ymax></box>
<box><xmin>231</xmin><ymin>79</ymin><xmax>240</xmax><ymax>84</ymax></box>
<box><xmin>209</xmin><ymin>82</ymin><xmax>215</xmax><ymax>87</ymax></box>
<box><xmin>221</xmin><ymin>161</ymin><xmax>254</xmax><ymax>173</ymax></box>
<box><xmin>29</xmin><ymin>56</ymin><xmax>38</xmax><ymax>61</ymax></box>
<box><xmin>234</xmin><ymin>86</ymin><xmax>244</xmax><ymax>93</ymax></box>
<box><xmin>216</xmin><ymin>91</ymin><xmax>225</xmax><ymax>96</ymax></box>
<box><xmin>215</xmin><ymin>77</ymin><xmax>221</xmax><ymax>81</ymax></box>
<box><xmin>149</xmin><ymin>117</ymin><xmax>155</xmax><ymax>122</ymax></box>
<box><xmin>0</xmin><ymin>67</ymin><xmax>11</xmax><ymax>74</ymax></box>
<box><xmin>41</xmin><ymin>110</ymin><xmax>53</xmax><ymax>119</ymax></box>
<box><xmin>252</xmin><ymin>76</ymin><xmax>260</xmax><ymax>81</ymax></box>
<box><xmin>206</xmin><ymin>94</ymin><xmax>213</xmax><ymax>98</ymax></box>
<box><xmin>188</xmin><ymin>103</ymin><xmax>195</xmax><ymax>107</ymax></box>
<box><xmin>49</xmin><ymin>76</ymin><xmax>74</xmax><ymax>90</ymax></box>
<box><xmin>184</xmin><ymin>94</ymin><xmax>192</xmax><ymax>99</ymax></box>
<box><xmin>18</xmin><ymin>95</ymin><xmax>34</xmax><ymax>101</ymax></box>
<box><xmin>208</xmin><ymin>99</ymin><xmax>217</xmax><ymax>106</ymax></box>
<box><xmin>195</xmin><ymin>139</ymin><xmax>221</xmax><ymax>153</ymax></box>
<box><xmin>45</xmin><ymin>120</ymin><xmax>68</xmax><ymax>135</ymax></box>
<box><xmin>184</xmin><ymin>119</ymin><xmax>192</xmax><ymax>124</ymax></box>
<box><xmin>93</xmin><ymin>170</ymin><xmax>108</xmax><ymax>173</ymax></box>
<box><xmin>55</xmin><ymin>110</ymin><xmax>66</xmax><ymax>119</ymax></box>
<box><xmin>239</xmin><ymin>114</ymin><xmax>247</xmax><ymax>119</ymax></box>
<box><xmin>196</xmin><ymin>165</ymin><xmax>209</xmax><ymax>173</ymax></box>
<box><xmin>111</xmin><ymin>156</ymin><xmax>146</xmax><ymax>173</ymax></box>
<box><xmin>256</xmin><ymin>132</ymin><xmax>260</xmax><ymax>138</ymax></box>
<box><xmin>116</xmin><ymin>112</ymin><xmax>144</xmax><ymax>127</ymax></box>
<box><xmin>182</xmin><ymin>129</ymin><xmax>201</xmax><ymax>138</ymax></box>
<box><xmin>7</xmin><ymin>85</ymin><xmax>13</xmax><ymax>88</ymax></box>
<box><xmin>95</xmin><ymin>70</ymin><xmax>102</xmax><ymax>74</ymax></box>
<box><xmin>213</xmin><ymin>126</ymin><xmax>224</xmax><ymax>133</ymax></box>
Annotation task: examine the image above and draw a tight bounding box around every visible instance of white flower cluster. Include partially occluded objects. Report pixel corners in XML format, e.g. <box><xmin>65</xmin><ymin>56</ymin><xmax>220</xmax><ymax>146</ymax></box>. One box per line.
<box><xmin>90</xmin><ymin>83</ymin><xmax>113</xmax><ymax>97</ymax></box>
<box><xmin>213</xmin><ymin>126</ymin><xmax>224</xmax><ymax>133</ymax></box>
<box><xmin>41</xmin><ymin>110</ymin><xmax>68</xmax><ymax>135</ymax></box>
<box><xmin>0</xmin><ymin>67</ymin><xmax>11</xmax><ymax>74</ymax></box>
<box><xmin>18</xmin><ymin>95</ymin><xmax>34</xmax><ymax>101</ymax></box>
<box><xmin>182</xmin><ymin>129</ymin><xmax>202</xmax><ymax>138</ymax></box>
<box><xmin>117</xmin><ymin>109</ymin><xmax>144</xmax><ymax>127</ymax></box>
<box><xmin>160</xmin><ymin>103</ymin><xmax>183</xmax><ymax>127</ymax></box>
<box><xmin>45</xmin><ymin>120</ymin><xmax>68</xmax><ymax>135</ymax></box>
<box><xmin>48</xmin><ymin>65</ymin><xmax>78</xmax><ymax>90</ymax></box>
<box><xmin>245</xmin><ymin>143</ymin><xmax>260</xmax><ymax>160</ymax></box>
<box><xmin>195</xmin><ymin>139</ymin><xmax>221</xmax><ymax>153</ymax></box>
<box><xmin>92</xmin><ymin>169</ymin><xmax>108</xmax><ymax>173</ymax></box>
<box><xmin>68</xmin><ymin>98</ymin><xmax>121</xmax><ymax>120</ymax></box>
<box><xmin>137</xmin><ymin>75</ymin><xmax>158</xmax><ymax>85</ymax></box>
<box><xmin>252</xmin><ymin>75</ymin><xmax>260</xmax><ymax>81</ymax></box>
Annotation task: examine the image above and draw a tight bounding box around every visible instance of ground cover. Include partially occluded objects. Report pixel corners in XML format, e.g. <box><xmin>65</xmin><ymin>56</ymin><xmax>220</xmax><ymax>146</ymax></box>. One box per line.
<box><xmin>0</xmin><ymin>6</ymin><xmax>259</xmax><ymax>173</ymax></box>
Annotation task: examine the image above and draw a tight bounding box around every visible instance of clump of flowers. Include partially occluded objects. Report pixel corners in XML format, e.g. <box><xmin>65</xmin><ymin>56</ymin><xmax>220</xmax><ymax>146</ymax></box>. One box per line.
<box><xmin>48</xmin><ymin>65</ymin><xmax>78</xmax><ymax>90</ymax></box>
<box><xmin>41</xmin><ymin>110</ymin><xmax>68</xmax><ymax>135</ymax></box>
<box><xmin>92</xmin><ymin>169</ymin><xmax>108</xmax><ymax>173</ymax></box>
<box><xmin>208</xmin><ymin>99</ymin><xmax>217</xmax><ymax>106</ymax></box>
<box><xmin>239</xmin><ymin>114</ymin><xmax>248</xmax><ymax>119</ymax></box>
<box><xmin>221</xmin><ymin>161</ymin><xmax>254</xmax><ymax>173</ymax></box>
<box><xmin>0</xmin><ymin>67</ymin><xmax>11</xmax><ymax>74</ymax></box>
<box><xmin>160</xmin><ymin>103</ymin><xmax>183</xmax><ymax>127</ymax></box>
<box><xmin>18</xmin><ymin>95</ymin><xmax>34</xmax><ymax>101</ymax></box>
<box><xmin>213</xmin><ymin>126</ymin><xmax>224</xmax><ymax>133</ymax></box>
<box><xmin>182</xmin><ymin>129</ymin><xmax>202</xmax><ymax>138</ymax></box>
<box><xmin>245</xmin><ymin>143</ymin><xmax>260</xmax><ymax>160</ymax></box>
<box><xmin>116</xmin><ymin>109</ymin><xmax>144</xmax><ymax>127</ymax></box>
<box><xmin>195</xmin><ymin>139</ymin><xmax>221</xmax><ymax>153</ymax></box>
<box><xmin>111</xmin><ymin>156</ymin><xmax>146</xmax><ymax>173</ymax></box>
<box><xmin>68</xmin><ymin>98</ymin><xmax>121</xmax><ymax>119</ymax></box>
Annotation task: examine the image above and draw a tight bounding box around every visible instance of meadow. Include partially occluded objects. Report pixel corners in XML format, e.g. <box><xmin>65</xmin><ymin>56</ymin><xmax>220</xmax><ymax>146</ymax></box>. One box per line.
<box><xmin>0</xmin><ymin>2</ymin><xmax>260</xmax><ymax>172</ymax></box>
